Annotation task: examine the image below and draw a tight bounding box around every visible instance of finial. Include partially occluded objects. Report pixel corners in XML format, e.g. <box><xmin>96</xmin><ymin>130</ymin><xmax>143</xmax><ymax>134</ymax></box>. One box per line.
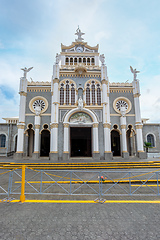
<box><xmin>75</xmin><ymin>26</ymin><xmax>85</xmax><ymax>42</ymax></box>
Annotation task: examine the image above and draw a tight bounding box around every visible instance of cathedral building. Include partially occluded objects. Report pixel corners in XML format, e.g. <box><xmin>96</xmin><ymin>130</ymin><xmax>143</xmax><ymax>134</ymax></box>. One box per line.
<box><xmin>1</xmin><ymin>28</ymin><xmax>160</xmax><ymax>160</ymax></box>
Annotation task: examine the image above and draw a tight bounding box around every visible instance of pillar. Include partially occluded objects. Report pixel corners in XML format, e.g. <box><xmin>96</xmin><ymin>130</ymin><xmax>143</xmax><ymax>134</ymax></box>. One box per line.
<box><xmin>120</xmin><ymin>108</ymin><xmax>129</xmax><ymax>159</ymax></box>
<box><xmin>32</xmin><ymin>109</ymin><xmax>41</xmax><ymax>159</ymax></box>
<box><xmin>103</xmin><ymin>123</ymin><xmax>112</xmax><ymax>160</ymax></box>
<box><xmin>101</xmin><ymin>64</ymin><xmax>112</xmax><ymax>160</ymax></box>
<box><xmin>63</xmin><ymin>123</ymin><xmax>69</xmax><ymax>161</ymax></box>
<box><xmin>92</xmin><ymin>123</ymin><xmax>100</xmax><ymax>160</ymax></box>
<box><xmin>50</xmin><ymin>59</ymin><xmax>60</xmax><ymax>161</ymax></box>
<box><xmin>15</xmin><ymin>75</ymin><xmax>28</xmax><ymax>159</ymax></box>
<box><xmin>133</xmin><ymin>79</ymin><xmax>146</xmax><ymax>159</ymax></box>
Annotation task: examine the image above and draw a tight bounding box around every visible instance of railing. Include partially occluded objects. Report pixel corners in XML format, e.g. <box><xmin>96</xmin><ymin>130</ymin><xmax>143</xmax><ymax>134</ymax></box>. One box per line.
<box><xmin>7</xmin><ymin>151</ymin><xmax>15</xmax><ymax>157</ymax></box>
<box><xmin>0</xmin><ymin>166</ymin><xmax>160</xmax><ymax>202</ymax></box>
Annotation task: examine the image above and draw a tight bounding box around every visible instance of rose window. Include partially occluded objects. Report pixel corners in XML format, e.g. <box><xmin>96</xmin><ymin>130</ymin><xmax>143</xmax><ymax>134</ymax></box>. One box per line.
<box><xmin>33</xmin><ymin>100</ymin><xmax>45</xmax><ymax>111</ymax></box>
<box><xmin>116</xmin><ymin>100</ymin><xmax>128</xmax><ymax>111</ymax></box>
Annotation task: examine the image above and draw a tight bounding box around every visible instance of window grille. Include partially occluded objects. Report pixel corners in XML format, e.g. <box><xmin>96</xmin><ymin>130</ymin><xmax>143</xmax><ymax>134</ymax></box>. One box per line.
<box><xmin>147</xmin><ymin>134</ymin><xmax>155</xmax><ymax>147</ymax></box>
<box><xmin>60</xmin><ymin>87</ymin><xmax>64</xmax><ymax>105</ymax></box>
<box><xmin>91</xmin><ymin>84</ymin><xmax>95</xmax><ymax>105</ymax></box>
<box><xmin>97</xmin><ymin>87</ymin><xmax>101</xmax><ymax>105</ymax></box>
<box><xmin>86</xmin><ymin>87</ymin><xmax>90</xmax><ymax>105</ymax></box>
<box><xmin>71</xmin><ymin>87</ymin><xmax>75</xmax><ymax>105</ymax></box>
<box><xmin>66</xmin><ymin>84</ymin><xmax>69</xmax><ymax>105</ymax></box>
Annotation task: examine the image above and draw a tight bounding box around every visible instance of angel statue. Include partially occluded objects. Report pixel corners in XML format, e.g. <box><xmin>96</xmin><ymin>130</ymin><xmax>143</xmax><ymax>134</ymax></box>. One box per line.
<box><xmin>21</xmin><ymin>67</ymin><xmax>33</xmax><ymax>78</ymax></box>
<box><xmin>100</xmin><ymin>54</ymin><xmax>105</xmax><ymax>65</ymax></box>
<box><xmin>56</xmin><ymin>53</ymin><xmax>61</xmax><ymax>64</ymax></box>
<box><xmin>130</xmin><ymin>66</ymin><xmax>140</xmax><ymax>80</ymax></box>
<box><xmin>75</xmin><ymin>26</ymin><xmax>85</xmax><ymax>42</ymax></box>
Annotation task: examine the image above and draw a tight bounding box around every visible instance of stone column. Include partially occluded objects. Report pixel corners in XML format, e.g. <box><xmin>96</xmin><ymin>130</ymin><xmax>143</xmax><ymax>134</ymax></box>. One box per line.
<box><xmin>63</xmin><ymin>123</ymin><xmax>69</xmax><ymax>161</ymax></box>
<box><xmin>15</xmin><ymin>75</ymin><xmax>28</xmax><ymax>159</ymax></box>
<box><xmin>120</xmin><ymin>107</ymin><xmax>129</xmax><ymax>159</ymax></box>
<box><xmin>32</xmin><ymin>106</ymin><xmax>41</xmax><ymax>159</ymax></box>
<box><xmin>92</xmin><ymin>123</ymin><xmax>100</xmax><ymax>160</ymax></box>
<box><xmin>50</xmin><ymin>61</ymin><xmax>59</xmax><ymax>161</ymax></box>
<box><xmin>103</xmin><ymin>123</ymin><xmax>112</xmax><ymax>160</ymax></box>
<box><xmin>132</xmin><ymin>78</ymin><xmax>146</xmax><ymax>158</ymax></box>
<box><xmin>101</xmin><ymin>65</ymin><xmax>112</xmax><ymax>160</ymax></box>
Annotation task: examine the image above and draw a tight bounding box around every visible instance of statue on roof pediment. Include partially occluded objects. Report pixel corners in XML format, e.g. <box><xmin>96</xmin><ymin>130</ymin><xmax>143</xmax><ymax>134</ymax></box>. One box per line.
<box><xmin>75</xmin><ymin>26</ymin><xmax>85</xmax><ymax>42</ymax></box>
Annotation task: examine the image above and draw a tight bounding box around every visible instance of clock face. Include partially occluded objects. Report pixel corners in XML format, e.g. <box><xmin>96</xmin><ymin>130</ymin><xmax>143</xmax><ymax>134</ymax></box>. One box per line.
<box><xmin>76</xmin><ymin>46</ymin><xmax>83</xmax><ymax>52</ymax></box>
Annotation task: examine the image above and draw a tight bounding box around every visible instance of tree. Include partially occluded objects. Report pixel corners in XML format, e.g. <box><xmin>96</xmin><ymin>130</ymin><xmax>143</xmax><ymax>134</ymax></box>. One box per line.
<box><xmin>144</xmin><ymin>142</ymin><xmax>152</xmax><ymax>153</ymax></box>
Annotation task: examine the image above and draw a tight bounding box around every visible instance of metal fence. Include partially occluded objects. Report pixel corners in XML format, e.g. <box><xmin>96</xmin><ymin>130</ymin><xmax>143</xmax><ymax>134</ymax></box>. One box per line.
<box><xmin>0</xmin><ymin>166</ymin><xmax>160</xmax><ymax>202</ymax></box>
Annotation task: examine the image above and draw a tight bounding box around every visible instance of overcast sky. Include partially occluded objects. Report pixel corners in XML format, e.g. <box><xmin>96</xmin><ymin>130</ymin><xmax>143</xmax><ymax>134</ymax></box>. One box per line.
<box><xmin>0</xmin><ymin>0</ymin><xmax>160</xmax><ymax>122</ymax></box>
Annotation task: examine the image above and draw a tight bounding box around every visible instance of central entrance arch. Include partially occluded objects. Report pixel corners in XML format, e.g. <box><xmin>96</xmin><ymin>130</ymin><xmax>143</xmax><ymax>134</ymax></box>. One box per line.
<box><xmin>70</xmin><ymin>127</ymin><xmax>92</xmax><ymax>157</ymax></box>
<box><xmin>63</xmin><ymin>108</ymin><xmax>99</xmax><ymax>160</ymax></box>
<box><xmin>111</xmin><ymin>130</ymin><xmax>121</xmax><ymax>156</ymax></box>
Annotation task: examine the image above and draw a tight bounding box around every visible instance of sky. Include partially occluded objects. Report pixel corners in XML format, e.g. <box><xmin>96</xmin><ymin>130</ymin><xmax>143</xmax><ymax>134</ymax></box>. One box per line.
<box><xmin>0</xmin><ymin>0</ymin><xmax>160</xmax><ymax>123</ymax></box>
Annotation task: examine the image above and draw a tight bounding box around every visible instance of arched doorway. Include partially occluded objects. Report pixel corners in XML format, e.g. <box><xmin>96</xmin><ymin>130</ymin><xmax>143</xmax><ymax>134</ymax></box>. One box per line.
<box><xmin>40</xmin><ymin>130</ymin><xmax>50</xmax><ymax>156</ymax></box>
<box><xmin>27</xmin><ymin>125</ymin><xmax>34</xmax><ymax>157</ymax></box>
<box><xmin>111</xmin><ymin>130</ymin><xmax>121</xmax><ymax>156</ymax></box>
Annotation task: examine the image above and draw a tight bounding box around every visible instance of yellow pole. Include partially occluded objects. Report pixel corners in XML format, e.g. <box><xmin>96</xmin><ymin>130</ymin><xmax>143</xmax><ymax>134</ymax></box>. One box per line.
<box><xmin>20</xmin><ymin>165</ymin><xmax>25</xmax><ymax>203</ymax></box>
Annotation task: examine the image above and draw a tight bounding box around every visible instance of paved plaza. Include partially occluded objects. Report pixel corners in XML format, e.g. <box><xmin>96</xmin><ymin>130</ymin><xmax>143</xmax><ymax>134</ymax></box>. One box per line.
<box><xmin>0</xmin><ymin>201</ymin><xmax>160</xmax><ymax>240</ymax></box>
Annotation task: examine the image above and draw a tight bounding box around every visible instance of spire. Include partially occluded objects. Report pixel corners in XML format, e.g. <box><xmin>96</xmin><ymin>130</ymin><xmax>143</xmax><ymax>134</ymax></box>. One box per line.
<box><xmin>75</xmin><ymin>26</ymin><xmax>85</xmax><ymax>42</ymax></box>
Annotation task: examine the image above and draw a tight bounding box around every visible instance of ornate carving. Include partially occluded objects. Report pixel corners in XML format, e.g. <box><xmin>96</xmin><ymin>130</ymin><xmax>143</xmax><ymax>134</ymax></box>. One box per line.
<box><xmin>51</xmin><ymin>123</ymin><xmax>58</xmax><ymax>129</ymax></box>
<box><xmin>35</xmin><ymin>125</ymin><xmax>40</xmax><ymax>129</ymax></box>
<box><xmin>103</xmin><ymin>123</ymin><xmax>111</xmax><ymax>128</ymax></box>
<box><xmin>20</xmin><ymin>92</ymin><xmax>27</xmax><ymax>97</ymax></box>
<box><xmin>63</xmin><ymin>123</ymin><xmax>69</xmax><ymax>128</ymax></box>
<box><xmin>136</xmin><ymin>125</ymin><xmax>143</xmax><ymax>129</ymax></box>
<box><xmin>93</xmin><ymin>123</ymin><xmax>98</xmax><ymax>128</ymax></box>
<box><xmin>121</xmin><ymin>125</ymin><xmax>126</xmax><ymax>129</ymax></box>
<box><xmin>70</xmin><ymin>113</ymin><xmax>92</xmax><ymax>123</ymax></box>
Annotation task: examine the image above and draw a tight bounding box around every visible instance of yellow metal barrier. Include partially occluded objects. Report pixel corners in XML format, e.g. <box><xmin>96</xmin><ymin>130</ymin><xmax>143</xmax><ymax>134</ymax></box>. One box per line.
<box><xmin>20</xmin><ymin>165</ymin><xmax>25</xmax><ymax>203</ymax></box>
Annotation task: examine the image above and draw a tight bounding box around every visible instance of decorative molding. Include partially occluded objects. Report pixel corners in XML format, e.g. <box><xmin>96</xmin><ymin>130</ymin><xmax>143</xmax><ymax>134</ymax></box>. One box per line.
<box><xmin>121</xmin><ymin>125</ymin><xmax>126</xmax><ymax>129</ymax></box>
<box><xmin>136</xmin><ymin>125</ymin><xmax>143</xmax><ymax>129</ymax></box>
<box><xmin>20</xmin><ymin>92</ymin><xmax>27</xmax><ymax>96</ymax></box>
<box><xmin>93</xmin><ymin>151</ymin><xmax>99</xmax><ymax>153</ymax></box>
<box><xmin>50</xmin><ymin>151</ymin><xmax>58</xmax><ymax>153</ymax></box>
<box><xmin>134</xmin><ymin>93</ymin><xmax>141</xmax><ymax>98</ymax></box>
<box><xmin>35</xmin><ymin>125</ymin><xmax>40</xmax><ymax>129</ymax></box>
<box><xmin>93</xmin><ymin>123</ymin><xmax>98</xmax><ymax>128</ymax></box>
<box><xmin>27</xmin><ymin>81</ymin><xmax>51</xmax><ymax>86</ymax></box>
<box><xmin>53</xmin><ymin>79</ymin><xmax>59</xmax><ymax>84</ymax></box>
<box><xmin>103</xmin><ymin>123</ymin><xmax>111</xmax><ymax>128</ymax></box>
<box><xmin>17</xmin><ymin>125</ymin><xmax>25</xmax><ymax>129</ymax></box>
<box><xmin>109</xmin><ymin>82</ymin><xmax>132</xmax><ymax>87</ymax></box>
<box><xmin>63</xmin><ymin>151</ymin><xmax>69</xmax><ymax>153</ymax></box>
<box><xmin>63</xmin><ymin>123</ymin><xmax>69</xmax><ymax>128</ymax></box>
<box><xmin>101</xmin><ymin>79</ymin><xmax>108</xmax><ymax>85</ymax></box>
<box><xmin>50</xmin><ymin>123</ymin><xmax>58</xmax><ymax>128</ymax></box>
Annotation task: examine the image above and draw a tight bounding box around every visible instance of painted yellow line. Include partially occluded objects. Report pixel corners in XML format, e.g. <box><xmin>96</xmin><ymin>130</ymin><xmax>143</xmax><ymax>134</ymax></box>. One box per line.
<box><xmin>1</xmin><ymin>199</ymin><xmax>160</xmax><ymax>204</ymax></box>
<box><xmin>131</xmin><ymin>185</ymin><xmax>158</xmax><ymax>187</ymax></box>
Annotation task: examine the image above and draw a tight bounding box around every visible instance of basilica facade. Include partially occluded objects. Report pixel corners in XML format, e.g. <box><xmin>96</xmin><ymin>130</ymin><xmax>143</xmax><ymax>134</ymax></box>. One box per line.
<box><xmin>1</xmin><ymin>28</ymin><xmax>159</xmax><ymax>160</ymax></box>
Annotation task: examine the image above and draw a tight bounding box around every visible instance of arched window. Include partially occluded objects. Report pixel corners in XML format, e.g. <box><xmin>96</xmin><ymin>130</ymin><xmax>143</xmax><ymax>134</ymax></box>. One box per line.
<box><xmin>0</xmin><ymin>134</ymin><xmax>6</xmax><ymax>148</ymax></box>
<box><xmin>60</xmin><ymin>85</ymin><xmax>64</xmax><ymax>105</ymax></box>
<box><xmin>79</xmin><ymin>58</ymin><xmax>82</xmax><ymax>63</ymax></box>
<box><xmin>83</xmin><ymin>58</ymin><xmax>86</xmax><ymax>64</ymax></box>
<box><xmin>91</xmin><ymin>82</ymin><xmax>95</xmax><ymax>105</ymax></box>
<box><xmin>91</xmin><ymin>58</ymin><xmax>95</xmax><ymax>65</ymax></box>
<box><xmin>70</xmin><ymin>58</ymin><xmax>73</xmax><ymax>65</ymax></box>
<box><xmin>97</xmin><ymin>84</ymin><xmax>101</xmax><ymax>105</ymax></box>
<box><xmin>66</xmin><ymin>82</ymin><xmax>69</xmax><ymax>105</ymax></box>
<box><xmin>74</xmin><ymin>58</ymin><xmax>77</xmax><ymax>65</ymax></box>
<box><xmin>71</xmin><ymin>84</ymin><xmax>75</xmax><ymax>105</ymax></box>
<box><xmin>65</xmin><ymin>57</ymin><xmax>69</xmax><ymax>65</ymax></box>
<box><xmin>87</xmin><ymin>58</ymin><xmax>90</xmax><ymax>65</ymax></box>
<box><xmin>147</xmin><ymin>134</ymin><xmax>155</xmax><ymax>147</ymax></box>
<box><xmin>86</xmin><ymin>87</ymin><xmax>90</xmax><ymax>105</ymax></box>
